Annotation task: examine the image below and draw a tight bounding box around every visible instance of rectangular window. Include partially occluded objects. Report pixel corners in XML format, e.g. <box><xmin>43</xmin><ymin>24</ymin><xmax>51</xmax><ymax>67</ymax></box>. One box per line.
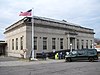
<box><xmin>77</xmin><ymin>50</ymin><xmax>85</xmax><ymax>56</ymax></box>
<box><xmin>52</xmin><ymin>38</ymin><xmax>56</xmax><ymax>49</ymax></box>
<box><xmin>34</xmin><ymin>37</ymin><xmax>37</xmax><ymax>50</ymax></box>
<box><xmin>43</xmin><ymin>37</ymin><xmax>47</xmax><ymax>50</ymax></box>
<box><xmin>16</xmin><ymin>38</ymin><xmax>18</xmax><ymax>50</ymax></box>
<box><xmin>86</xmin><ymin>40</ymin><xmax>88</xmax><ymax>49</ymax></box>
<box><xmin>20</xmin><ymin>36</ymin><xmax>23</xmax><ymax>50</ymax></box>
<box><xmin>77</xmin><ymin>39</ymin><xmax>79</xmax><ymax>49</ymax></box>
<box><xmin>81</xmin><ymin>40</ymin><xmax>84</xmax><ymax>49</ymax></box>
<box><xmin>12</xmin><ymin>39</ymin><xmax>14</xmax><ymax>50</ymax></box>
<box><xmin>60</xmin><ymin>38</ymin><xmax>63</xmax><ymax>49</ymax></box>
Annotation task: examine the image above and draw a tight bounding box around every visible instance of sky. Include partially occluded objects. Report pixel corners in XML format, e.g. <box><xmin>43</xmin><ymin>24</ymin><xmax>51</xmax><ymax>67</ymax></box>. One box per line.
<box><xmin>0</xmin><ymin>0</ymin><xmax>100</xmax><ymax>40</ymax></box>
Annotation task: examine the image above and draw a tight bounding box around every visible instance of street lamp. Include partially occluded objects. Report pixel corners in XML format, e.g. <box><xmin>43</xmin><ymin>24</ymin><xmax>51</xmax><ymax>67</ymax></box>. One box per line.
<box><xmin>53</xmin><ymin>49</ymin><xmax>55</xmax><ymax>53</ymax></box>
<box><xmin>92</xmin><ymin>44</ymin><xmax>94</xmax><ymax>49</ymax></box>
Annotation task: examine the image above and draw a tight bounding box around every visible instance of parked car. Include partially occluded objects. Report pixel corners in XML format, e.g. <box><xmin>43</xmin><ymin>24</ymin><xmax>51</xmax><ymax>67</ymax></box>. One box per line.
<box><xmin>65</xmin><ymin>49</ymin><xmax>98</xmax><ymax>62</ymax></box>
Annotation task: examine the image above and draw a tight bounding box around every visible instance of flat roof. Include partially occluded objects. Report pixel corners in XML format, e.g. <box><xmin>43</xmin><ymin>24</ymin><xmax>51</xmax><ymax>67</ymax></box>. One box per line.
<box><xmin>0</xmin><ymin>42</ymin><xmax>7</xmax><ymax>46</ymax></box>
<box><xmin>0</xmin><ymin>40</ymin><xmax>5</xmax><ymax>42</ymax></box>
<box><xmin>33</xmin><ymin>16</ymin><xmax>93</xmax><ymax>30</ymax></box>
<box><xmin>5</xmin><ymin>16</ymin><xmax>93</xmax><ymax>31</ymax></box>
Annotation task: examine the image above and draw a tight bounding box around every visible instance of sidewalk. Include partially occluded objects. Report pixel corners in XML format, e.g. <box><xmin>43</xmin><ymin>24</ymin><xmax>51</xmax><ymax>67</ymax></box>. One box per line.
<box><xmin>0</xmin><ymin>56</ymin><xmax>100</xmax><ymax>66</ymax></box>
<box><xmin>0</xmin><ymin>56</ymin><xmax>19</xmax><ymax>62</ymax></box>
<box><xmin>0</xmin><ymin>58</ymin><xmax>64</xmax><ymax>66</ymax></box>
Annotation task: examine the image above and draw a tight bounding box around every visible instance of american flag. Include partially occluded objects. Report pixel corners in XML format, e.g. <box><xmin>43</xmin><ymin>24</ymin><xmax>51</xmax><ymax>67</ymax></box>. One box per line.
<box><xmin>19</xmin><ymin>9</ymin><xmax>32</xmax><ymax>16</ymax></box>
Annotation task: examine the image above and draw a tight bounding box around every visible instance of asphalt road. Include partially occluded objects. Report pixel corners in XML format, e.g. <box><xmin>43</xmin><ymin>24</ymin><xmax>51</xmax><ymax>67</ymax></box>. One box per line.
<box><xmin>0</xmin><ymin>60</ymin><xmax>100</xmax><ymax>75</ymax></box>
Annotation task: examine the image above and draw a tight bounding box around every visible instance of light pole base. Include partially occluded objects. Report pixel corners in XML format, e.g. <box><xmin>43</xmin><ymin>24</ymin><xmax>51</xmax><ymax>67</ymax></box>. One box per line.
<box><xmin>30</xmin><ymin>58</ymin><xmax>38</xmax><ymax>61</ymax></box>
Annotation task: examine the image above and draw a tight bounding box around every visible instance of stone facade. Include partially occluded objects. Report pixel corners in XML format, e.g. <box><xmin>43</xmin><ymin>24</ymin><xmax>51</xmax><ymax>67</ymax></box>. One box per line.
<box><xmin>4</xmin><ymin>16</ymin><xmax>95</xmax><ymax>58</ymax></box>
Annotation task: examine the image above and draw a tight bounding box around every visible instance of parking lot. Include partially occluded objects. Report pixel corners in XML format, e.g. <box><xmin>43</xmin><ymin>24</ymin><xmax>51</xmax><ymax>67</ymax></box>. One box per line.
<box><xmin>0</xmin><ymin>56</ymin><xmax>100</xmax><ymax>75</ymax></box>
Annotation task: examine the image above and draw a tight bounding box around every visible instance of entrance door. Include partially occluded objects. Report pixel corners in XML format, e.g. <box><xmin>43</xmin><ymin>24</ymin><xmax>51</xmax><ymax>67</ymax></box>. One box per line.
<box><xmin>70</xmin><ymin>38</ymin><xmax>75</xmax><ymax>49</ymax></box>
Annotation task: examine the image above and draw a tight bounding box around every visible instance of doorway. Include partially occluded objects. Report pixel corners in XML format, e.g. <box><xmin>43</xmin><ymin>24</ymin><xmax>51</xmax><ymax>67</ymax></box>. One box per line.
<box><xmin>70</xmin><ymin>37</ymin><xmax>75</xmax><ymax>49</ymax></box>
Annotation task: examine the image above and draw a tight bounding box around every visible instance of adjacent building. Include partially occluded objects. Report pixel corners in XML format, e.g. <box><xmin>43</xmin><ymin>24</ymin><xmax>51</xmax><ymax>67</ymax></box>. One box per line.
<box><xmin>4</xmin><ymin>16</ymin><xmax>95</xmax><ymax>58</ymax></box>
<box><xmin>0</xmin><ymin>40</ymin><xmax>7</xmax><ymax>56</ymax></box>
<box><xmin>95</xmin><ymin>45</ymin><xmax>100</xmax><ymax>52</ymax></box>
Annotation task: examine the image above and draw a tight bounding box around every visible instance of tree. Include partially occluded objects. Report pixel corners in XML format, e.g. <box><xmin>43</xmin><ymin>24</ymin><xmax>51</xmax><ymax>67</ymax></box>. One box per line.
<box><xmin>94</xmin><ymin>38</ymin><xmax>100</xmax><ymax>45</ymax></box>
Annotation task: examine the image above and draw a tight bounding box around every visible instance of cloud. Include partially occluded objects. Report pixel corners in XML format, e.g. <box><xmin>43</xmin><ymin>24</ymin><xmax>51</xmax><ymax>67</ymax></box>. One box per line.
<box><xmin>0</xmin><ymin>0</ymin><xmax>100</xmax><ymax>39</ymax></box>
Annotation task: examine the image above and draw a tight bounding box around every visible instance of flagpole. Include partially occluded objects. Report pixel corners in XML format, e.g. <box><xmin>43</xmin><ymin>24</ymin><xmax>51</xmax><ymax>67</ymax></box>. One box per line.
<box><xmin>31</xmin><ymin>8</ymin><xmax>35</xmax><ymax>60</ymax></box>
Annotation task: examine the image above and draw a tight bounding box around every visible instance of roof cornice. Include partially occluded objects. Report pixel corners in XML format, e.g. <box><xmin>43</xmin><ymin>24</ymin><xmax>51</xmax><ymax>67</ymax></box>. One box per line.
<box><xmin>4</xmin><ymin>16</ymin><xmax>94</xmax><ymax>34</ymax></box>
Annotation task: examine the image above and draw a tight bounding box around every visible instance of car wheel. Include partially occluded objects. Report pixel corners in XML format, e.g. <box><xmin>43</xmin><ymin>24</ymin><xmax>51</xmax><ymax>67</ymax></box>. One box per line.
<box><xmin>66</xmin><ymin>58</ymin><xmax>71</xmax><ymax>62</ymax></box>
<box><xmin>89</xmin><ymin>57</ymin><xmax>94</xmax><ymax>62</ymax></box>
